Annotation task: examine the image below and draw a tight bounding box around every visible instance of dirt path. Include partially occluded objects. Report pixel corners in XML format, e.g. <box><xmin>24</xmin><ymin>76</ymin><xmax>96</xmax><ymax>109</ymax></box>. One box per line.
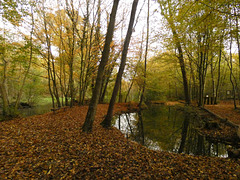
<box><xmin>0</xmin><ymin>103</ymin><xmax>239</xmax><ymax>179</ymax></box>
<box><xmin>205</xmin><ymin>103</ymin><xmax>240</xmax><ymax>126</ymax></box>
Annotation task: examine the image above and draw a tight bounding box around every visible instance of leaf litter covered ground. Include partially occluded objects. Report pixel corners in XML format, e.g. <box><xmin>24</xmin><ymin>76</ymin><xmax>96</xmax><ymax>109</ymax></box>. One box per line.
<box><xmin>200</xmin><ymin>102</ymin><xmax>240</xmax><ymax>144</ymax></box>
<box><xmin>206</xmin><ymin>101</ymin><xmax>240</xmax><ymax>126</ymax></box>
<box><xmin>0</xmin><ymin>103</ymin><xmax>240</xmax><ymax>179</ymax></box>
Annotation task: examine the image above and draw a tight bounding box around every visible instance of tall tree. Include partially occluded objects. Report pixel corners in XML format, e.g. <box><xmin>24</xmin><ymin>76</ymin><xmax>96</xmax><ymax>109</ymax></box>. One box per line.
<box><xmin>14</xmin><ymin>4</ymin><xmax>35</xmax><ymax>111</ymax></box>
<box><xmin>65</xmin><ymin>0</ymin><xmax>78</xmax><ymax>107</ymax></box>
<box><xmin>0</xmin><ymin>0</ymin><xmax>32</xmax><ymax>116</ymax></box>
<box><xmin>158</xmin><ymin>0</ymin><xmax>190</xmax><ymax>105</ymax></box>
<box><xmin>139</xmin><ymin>0</ymin><xmax>149</xmax><ymax>108</ymax></box>
<box><xmin>42</xmin><ymin>5</ymin><xmax>61</xmax><ymax>108</ymax></box>
<box><xmin>227</xmin><ymin>16</ymin><xmax>237</xmax><ymax>109</ymax></box>
<box><xmin>101</xmin><ymin>0</ymin><xmax>139</xmax><ymax>128</ymax></box>
<box><xmin>82</xmin><ymin>0</ymin><xmax>120</xmax><ymax>132</ymax></box>
<box><xmin>0</xmin><ymin>32</ymin><xmax>9</xmax><ymax>116</ymax></box>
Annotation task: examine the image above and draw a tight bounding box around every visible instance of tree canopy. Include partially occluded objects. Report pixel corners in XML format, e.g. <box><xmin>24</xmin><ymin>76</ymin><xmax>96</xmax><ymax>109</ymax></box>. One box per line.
<box><xmin>0</xmin><ymin>0</ymin><xmax>239</xmax><ymax>118</ymax></box>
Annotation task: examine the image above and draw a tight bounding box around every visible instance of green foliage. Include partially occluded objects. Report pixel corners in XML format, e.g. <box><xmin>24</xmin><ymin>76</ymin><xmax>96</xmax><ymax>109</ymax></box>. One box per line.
<box><xmin>0</xmin><ymin>35</ymin><xmax>48</xmax><ymax>108</ymax></box>
<box><xmin>0</xmin><ymin>0</ymin><xmax>28</xmax><ymax>25</ymax></box>
<box><xmin>143</xmin><ymin>52</ymin><xmax>184</xmax><ymax>101</ymax></box>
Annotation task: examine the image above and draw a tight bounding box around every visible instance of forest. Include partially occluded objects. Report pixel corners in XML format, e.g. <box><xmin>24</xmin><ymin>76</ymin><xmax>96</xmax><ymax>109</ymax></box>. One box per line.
<box><xmin>1</xmin><ymin>0</ymin><xmax>240</xmax><ymax>179</ymax></box>
<box><xmin>0</xmin><ymin>0</ymin><xmax>239</xmax><ymax>116</ymax></box>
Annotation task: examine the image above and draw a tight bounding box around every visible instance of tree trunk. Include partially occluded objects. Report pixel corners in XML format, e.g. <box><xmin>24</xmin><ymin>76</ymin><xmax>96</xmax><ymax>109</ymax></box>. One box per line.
<box><xmin>125</xmin><ymin>37</ymin><xmax>143</xmax><ymax>103</ymax></box>
<box><xmin>0</xmin><ymin>32</ymin><xmax>9</xmax><ymax>116</ymax></box>
<box><xmin>82</xmin><ymin>0</ymin><xmax>120</xmax><ymax>132</ymax></box>
<box><xmin>159</xmin><ymin>2</ymin><xmax>190</xmax><ymax>105</ymax></box>
<box><xmin>139</xmin><ymin>0</ymin><xmax>149</xmax><ymax>108</ymax></box>
<box><xmin>0</xmin><ymin>83</ymin><xmax>9</xmax><ymax>116</ymax></box>
<box><xmin>229</xmin><ymin>18</ymin><xmax>237</xmax><ymax>109</ymax></box>
<box><xmin>101</xmin><ymin>0</ymin><xmax>139</xmax><ymax>128</ymax></box>
<box><xmin>175</xmin><ymin>32</ymin><xmax>191</xmax><ymax>105</ymax></box>
<box><xmin>215</xmin><ymin>39</ymin><xmax>222</xmax><ymax>104</ymax></box>
<box><xmin>14</xmin><ymin>7</ymin><xmax>34</xmax><ymax>110</ymax></box>
<box><xmin>78</xmin><ymin>2</ymin><xmax>89</xmax><ymax>105</ymax></box>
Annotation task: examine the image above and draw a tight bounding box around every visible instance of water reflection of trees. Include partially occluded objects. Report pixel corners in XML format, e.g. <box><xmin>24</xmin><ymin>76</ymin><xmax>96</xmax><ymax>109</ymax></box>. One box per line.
<box><xmin>114</xmin><ymin>105</ymin><xmax>228</xmax><ymax>157</ymax></box>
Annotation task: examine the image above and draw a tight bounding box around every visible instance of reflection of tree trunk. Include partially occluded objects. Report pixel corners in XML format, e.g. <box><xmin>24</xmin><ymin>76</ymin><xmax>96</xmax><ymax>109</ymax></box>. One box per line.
<box><xmin>207</xmin><ymin>142</ymin><xmax>211</xmax><ymax>156</ymax></box>
<box><xmin>138</xmin><ymin>111</ymin><xmax>145</xmax><ymax>145</ymax></box>
<box><xmin>125</xmin><ymin>114</ymin><xmax>133</xmax><ymax>135</ymax></box>
<box><xmin>196</xmin><ymin>134</ymin><xmax>204</xmax><ymax>155</ymax></box>
<box><xmin>168</xmin><ymin>106</ymin><xmax>171</xmax><ymax>121</ymax></box>
<box><xmin>118</xmin><ymin>115</ymin><xmax>121</xmax><ymax>130</ymax></box>
<box><xmin>178</xmin><ymin>114</ymin><xmax>189</xmax><ymax>153</ymax></box>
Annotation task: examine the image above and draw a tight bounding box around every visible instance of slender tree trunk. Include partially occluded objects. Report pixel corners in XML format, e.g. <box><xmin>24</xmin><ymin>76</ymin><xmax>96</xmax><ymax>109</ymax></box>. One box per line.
<box><xmin>78</xmin><ymin>2</ymin><xmax>89</xmax><ymax>105</ymax></box>
<box><xmin>139</xmin><ymin>0</ymin><xmax>149</xmax><ymax>108</ymax></box>
<box><xmin>0</xmin><ymin>29</ymin><xmax>9</xmax><ymax>116</ymax></box>
<box><xmin>66</xmin><ymin>1</ymin><xmax>78</xmax><ymax>107</ymax></box>
<box><xmin>101</xmin><ymin>0</ymin><xmax>139</xmax><ymax>128</ymax></box>
<box><xmin>125</xmin><ymin>36</ymin><xmax>143</xmax><ymax>103</ymax></box>
<box><xmin>210</xmin><ymin>56</ymin><xmax>215</xmax><ymax>100</ymax></box>
<box><xmin>215</xmin><ymin>42</ymin><xmax>222</xmax><ymax>104</ymax></box>
<box><xmin>15</xmin><ymin>8</ymin><xmax>34</xmax><ymax>110</ymax></box>
<box><xmin>82</xmin><ymin>0</ymin><xmax>120</xmax><ymax>132</ymax></box>
<box><xmin>235</xmin><ymin>9</ymin><xmax>240</xmax><ymax>104</ymax></box>
<box><xmin>0</xmin><ymin>78</ymin><xmax>9</xmax><ymax>116</ymax></box>
<box><xmin>99</xmin><ymin>51</ymin><xmax>121</xmax><ymax>103</ymax></box>
<box><xmin>159</xmin><ymin>1</ymin><xmax>190</xmax><ymax>105</ymax></box>
<box><xmin>175</xmin><ymin>32</ymin><xmax>190</xmax><ymax>105</ymax></box>
<box><xmin>118</xmin><ymin>80</ymin><xmax>122</xmax><ymax>103</ymax></box>
<box><xmin>125</xmin><ymin>77</ymin><xmax>135</xmax><ymax>103</ymax></box>
<box><xmin>42</xmin><ymin>7</ymin><xmax>55</xmax><ymax>108</ymax></box>
<box><xmin>229</xmin><ymin>19</ymin><xmax>237</xmax><ymax>109</ymax></box>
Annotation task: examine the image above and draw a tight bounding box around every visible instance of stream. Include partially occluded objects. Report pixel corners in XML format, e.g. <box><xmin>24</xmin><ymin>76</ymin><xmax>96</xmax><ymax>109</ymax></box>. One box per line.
<box><xmin>113</xmin><ymin>105</ymin><xmax>228</xmax><ymax>157</ymax></box>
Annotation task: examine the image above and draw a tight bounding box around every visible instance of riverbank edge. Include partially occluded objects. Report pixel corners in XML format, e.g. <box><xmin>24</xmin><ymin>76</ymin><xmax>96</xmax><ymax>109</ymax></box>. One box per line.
<box><xmin>0</xmin><ymin>102</ymin><xmax>240</xmax><ymax>179</ymax></box>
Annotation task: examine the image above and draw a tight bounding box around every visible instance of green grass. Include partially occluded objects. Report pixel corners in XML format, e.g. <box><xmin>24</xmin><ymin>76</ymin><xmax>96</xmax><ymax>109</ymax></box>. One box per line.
<box><xmin>35</xmin><ymin>97</ymin><xmax>53</xmax><ymax>105</ymax></box>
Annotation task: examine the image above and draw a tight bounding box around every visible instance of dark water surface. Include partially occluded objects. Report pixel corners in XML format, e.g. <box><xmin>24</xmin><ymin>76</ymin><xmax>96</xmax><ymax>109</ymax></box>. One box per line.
<box><xmin>0</xmin><ymin>103</ymin><xmax>53</xmax><ymax>121</ymax></box>
<box><xmin>113</xmin><ymin>105</ymin><xmax>228</xmax><ymax>157</ymax></box>
<box><xmin>20</xmin><ymin>103</ymin><xmax>53</xmax><ymax>117</ymax></box>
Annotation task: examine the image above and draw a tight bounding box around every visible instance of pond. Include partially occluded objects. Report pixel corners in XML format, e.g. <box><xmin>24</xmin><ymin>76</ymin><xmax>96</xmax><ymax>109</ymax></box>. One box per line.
<box><xmin>0</xmin><ymin>103</ymin><xmax>53</xmax><ymax>121</ymax></box>
<box><xmin>19</xmin><ymin>103</ymin><xmax>53</xmax><ymax>117</ymax></box>
<box><xmin>113</xmin><ymin>105</ymin><xmax>228</xmax><ymax>158</ymax></box>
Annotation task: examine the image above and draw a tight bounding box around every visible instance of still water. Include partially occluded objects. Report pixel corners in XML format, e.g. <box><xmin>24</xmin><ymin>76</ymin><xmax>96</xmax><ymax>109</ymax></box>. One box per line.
<box><xmin>0</xmin><ymin>103</ymin><xmax>53</xmax><ymax>121</ymax></box>
<box><xmin>20</xmin><ymin>103</ymin><xmax>53</xmax><ymax>117</ymax></box>
<box><xmin>113</xmin><ymin>105</ymin><xmax>228</xmax><ymax>157</ymax></box>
